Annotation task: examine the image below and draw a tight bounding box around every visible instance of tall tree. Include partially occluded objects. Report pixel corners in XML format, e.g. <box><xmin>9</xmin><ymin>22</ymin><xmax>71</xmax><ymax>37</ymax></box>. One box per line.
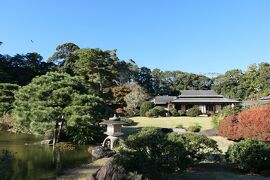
<box><xmin>111</xmin><ymin>84</ymin><xmax>132</xmax><ymax>107</ymax></box>
<box><xmin>48</xmin><ymin>43</ymin><xmax>80</xmax><ymax>75</ymax></box>
<box><xmin>0</xmin><ymin>53</ymin><xmax>53</xmax><ymax>85</ymax></box>
<box><xmin>115</xmin><ymin>59</ymin><xmax>138</xmax><ymax>85</ymax></box>
<box><xmin>73</xmin><ymin>48</ymin><xmax>119</xmax><ymax>94</ymax></box>
<box><xmin>124</xmin><ymin>83</ymin><xmax>149</xmax><ymax>116</ymax></box>
<box><xmin>136</xmin><ymin>67</ymin><xmax>153</xmax><ymax>94</ymax></box>
<box><xmin>212</xmin><ymin>69</ymin><xmax>244</xmax><ymax>100</ymax></box>
<box><xmin>152</xmin><ymin>68</ymin><xmax>170</xmax><ymax>95</ymax></box>
<box><xmin>0</xmin><ymin>83</ymin><xmax>19</xmax><ymax>116</ymax></box>
<box><xmin>14</xmin><ymin>72</ymin><xmax>111</xmax><ymax>144</ymax></box>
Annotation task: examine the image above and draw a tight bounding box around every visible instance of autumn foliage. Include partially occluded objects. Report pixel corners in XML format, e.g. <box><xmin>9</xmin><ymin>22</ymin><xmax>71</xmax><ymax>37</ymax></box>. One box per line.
<box><xmin>219</xmin><ymin>104</ymin><xmax>270</xmax><ymax>141</ymax></box>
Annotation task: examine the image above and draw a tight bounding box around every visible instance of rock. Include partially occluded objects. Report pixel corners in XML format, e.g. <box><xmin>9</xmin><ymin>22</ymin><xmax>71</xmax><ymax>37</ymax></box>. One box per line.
<box><xmin>200</xmin><ymin>128</ymin><xmax>219</xmax><ymax>136</ymax></box>
<box><xmin>91</xmin><ymin>146</ymin><xmax>115</xmax><ymax>159</ymax></box>
<box><xmin>172</xmin><ymin>128</ymin><xmax>187</xmax><ymax>134</ymax></box>
<box><xmin>40</xmin><ymin>139</ymin><xmax>53</xmax><ymax>145</ymax></box>
<box><xmin>88</xmin><ymin>146</ymin><xmax>94</xmax><ymax>154</ymax></box>
<box><xmin>90</xmin><ymin>158</ymin><xmax>128</xmax><ymax>180</ymax></box>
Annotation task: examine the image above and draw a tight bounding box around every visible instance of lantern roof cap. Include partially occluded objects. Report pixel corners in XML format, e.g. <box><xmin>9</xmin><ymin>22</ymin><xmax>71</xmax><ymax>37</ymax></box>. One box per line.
<box><xmin>99</xmin><ymin>114</ymin><xmax>127</xmax><ymax>125</ymax></box>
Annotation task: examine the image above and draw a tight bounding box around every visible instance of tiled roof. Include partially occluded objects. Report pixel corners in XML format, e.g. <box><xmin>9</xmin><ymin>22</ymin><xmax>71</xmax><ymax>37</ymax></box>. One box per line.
<box><xmin>151</xmin><ymin>90</ymin><xmax>239</xmax><ymax>104</ymax></box>
<box><xmin>179</xmin><ymin>90</ymin><xmax>223</xmax><ymax>98</ymax></box>
<box><xmin>172</xmin><ymin>97</ymin><xmax>239</xmax><ymax>103</ymax></box>
<box><xmin>151</xmin><ymin>96</ymin><xmax>177</xmax><ymax>104</ymax></box>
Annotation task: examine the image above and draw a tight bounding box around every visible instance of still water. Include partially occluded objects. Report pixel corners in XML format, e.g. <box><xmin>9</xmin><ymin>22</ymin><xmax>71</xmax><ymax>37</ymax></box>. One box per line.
<box><xmin>0</xmin><ymin>131</ymin><xmax>92</xmax><ymax>179</ymax></box>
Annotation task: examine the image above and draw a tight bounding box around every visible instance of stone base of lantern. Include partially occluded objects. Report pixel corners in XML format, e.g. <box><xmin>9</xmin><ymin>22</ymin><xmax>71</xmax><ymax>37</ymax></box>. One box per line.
<box><xmin>102</xmin><ymin>136</ymin><xmax>120</xmax><ymax>150</ymax></box>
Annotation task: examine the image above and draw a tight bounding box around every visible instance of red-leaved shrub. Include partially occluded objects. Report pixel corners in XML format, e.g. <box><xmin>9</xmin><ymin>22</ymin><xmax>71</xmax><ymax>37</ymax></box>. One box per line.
<box><xmin>116</xmin><ymin>108</ymin><xmax>125</xmax><ymax>116</ymax></box>
<box><xmin>219</xmin><ymin>104</ymin><xmax>270</xmax><ymax>141</ymax></box>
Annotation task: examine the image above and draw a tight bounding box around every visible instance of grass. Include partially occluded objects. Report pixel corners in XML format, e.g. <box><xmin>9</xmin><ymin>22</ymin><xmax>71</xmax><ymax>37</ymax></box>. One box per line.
<box><xmin>130</xmin><ymin>116</ymin><xmax>213</xmax><ymax>130</ymax></box>
<box><xmin>209</xmin><ymin>136</ymin><xmax>235</xmax><ymax>153</ymax></box>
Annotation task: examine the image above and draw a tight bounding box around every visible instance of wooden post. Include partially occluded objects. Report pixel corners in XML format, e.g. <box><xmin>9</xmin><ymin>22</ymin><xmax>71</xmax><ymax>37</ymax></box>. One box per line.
<box><xmin>53</xmin><ymin>128</ymin><xmax>56</xmax><ymax>151</ymax></box>
<box><xmin>56</xmin><ymin>121</ymin><xmax>63</xmax><ymax>143</ymax></box>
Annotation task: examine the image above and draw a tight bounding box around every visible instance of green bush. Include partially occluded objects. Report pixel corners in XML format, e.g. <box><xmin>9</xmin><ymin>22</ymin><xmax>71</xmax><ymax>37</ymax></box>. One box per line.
<box><xmin>145</xmin><ymin>111</ymin><xmax>154</xmax><ymax>118</ymax></box>
<box><xmin>114</xmin><ymin>128</ymin><xmax>191</xmax><ymax>179</ymax></box>
<box><xmin>178</xmin><ymin>110</ymin><xmax>186</xmax><ymax>116</ymax></box>
<box><xmin>169</xmin><ymin>108</ymin><xmax>179</xmax><ymax>116</ymax></box>
<box><xmin>120</xmin><ymin>117</ymin><xmax>135</xmax><ymax>126</ymax></box>
<box><xmin>175</xmin><ymin>124</ymin><xmax>184</xmax><ymax>128</ymax></box>
<box><xmin>67</xmin><ymin>122</ymin><xmax>106</xmax><ymax>144</ymax></box>
<box><xmin>140</xmin><ymin>101</ymin><xmax>153</xmax><ymax>116</ymax></box>
<box><xmin>168</xmin><ymin>133</ymin><xmax>220</xmax><ymax>162</ymax></box>
<box><xmin>226</xmin><ymin>139</ymin><xmax>270</xmax><ymax>172</ymax></box>
<box><xmin>187</xmin><ymin>123</ymin><xmax>202</xmax><ymax>132</ymax></box>
<box><xmin>0</xmin><ymin>83</ymin><xmax>19</xmax><ymax>116</ymax></box>
<box><xmin>212</xmin><ymin>105</ymin><xmax>241</xmax><ymax>128</ymax></box>
<box><xmin>186</xmin><ymin>107</ymin><xmax>201</xmax><ymax>117</ymax></box>
<box><xmin>149</xmin><ymin>106</ymin><xmax>167</xmax><ymax>117</ymax></box>
<box><xmin>115</xmin><ymin>128</ymin><xmax>221</xmax><ymax>178</ymax></box>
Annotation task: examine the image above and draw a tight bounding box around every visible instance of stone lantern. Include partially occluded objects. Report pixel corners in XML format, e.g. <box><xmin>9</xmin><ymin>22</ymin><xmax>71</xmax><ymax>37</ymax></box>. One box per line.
<box><xmin>99</xmin><ymin>115</ymin><xmax>127</xmax><ymax>150</ymax></box>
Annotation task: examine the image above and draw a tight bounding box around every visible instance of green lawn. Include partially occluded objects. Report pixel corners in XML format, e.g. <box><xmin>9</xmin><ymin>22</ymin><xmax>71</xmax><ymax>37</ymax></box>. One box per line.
<box><xmin>130</xmin><ymin>116</ymin><xmax>213</xmax><ymax>130</ymax></box>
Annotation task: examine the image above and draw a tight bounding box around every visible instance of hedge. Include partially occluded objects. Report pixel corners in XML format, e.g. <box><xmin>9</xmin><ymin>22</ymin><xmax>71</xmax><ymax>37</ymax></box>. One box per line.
<box><xmin>186</xmin><ymin>107</ymin><xmax>201</xmax><ymax>117</ymax></box>
<box><xmin>226</xmin><ymin>139</ymin><xmax>270</xmax><ymax>172</ymax></box>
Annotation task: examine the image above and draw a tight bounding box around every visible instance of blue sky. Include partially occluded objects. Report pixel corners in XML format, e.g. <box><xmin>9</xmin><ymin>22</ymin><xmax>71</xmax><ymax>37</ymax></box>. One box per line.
<box><xmin>1</xmin><ymin>0</ymin><xmax>270</xmax><ymax>74</ymax></box>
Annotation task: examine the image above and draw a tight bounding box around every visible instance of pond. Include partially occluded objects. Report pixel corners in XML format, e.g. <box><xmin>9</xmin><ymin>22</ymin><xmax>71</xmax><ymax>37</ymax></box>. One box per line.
<box><xmin>0</xmin><ymin>131</ymin><xmax>92</xmax><ymax>180</ymax></box>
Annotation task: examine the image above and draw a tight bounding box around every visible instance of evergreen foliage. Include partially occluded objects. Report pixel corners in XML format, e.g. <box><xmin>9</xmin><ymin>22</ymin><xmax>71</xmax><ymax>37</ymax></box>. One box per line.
<box><xmin>168</xmin><ymin>133</ymin><xmax>220</xmax><ymax>162</ymax></box>
<box><xmin>14</xmin><ymin>72</ymin><xmax>111</xmax><ymax>144</ymax></box>
<box><xmin>149</xmin><ymin>106</ymin><xmax>167</xmax><ymax>117</ymax></box>
<box><xmin>114</xmin><ymin>128</ymin><xmax>191</xmax><ymax>179</ymax></box>
<box><xmin>169</xmin><ymin>108</ymin><xmax>179</xmax><ymax>116</ymax></box>
<box><xmin>115</xmin><ymin>128</ymin><xmax>220</xmax><ymax>178</ymax></box>
<box><xmin>140</xmin><ymin>101</ymin><xmax>153</xmax><ymax>116</ymax></box>
<box><xmin>186</xmin><ymin>107</ymin><xmax>201</xmax><ymax>117</ymax></box>
<box><xmin>226</xmin><ymin>139</ymin><xmax>270</xmax><ymax>172</ymax></box>
<box><xmin>0</xmin><ymin>83</ymin><xmax>19</xmax><ymax>116</ymax></box>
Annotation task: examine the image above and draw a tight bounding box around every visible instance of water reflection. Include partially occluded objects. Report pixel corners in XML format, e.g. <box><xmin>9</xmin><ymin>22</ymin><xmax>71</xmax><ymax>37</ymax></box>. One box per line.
<box><xmin>0</xmin><ymin>131</ymin><xmax>91</xmax><ymax>180</ymax></box>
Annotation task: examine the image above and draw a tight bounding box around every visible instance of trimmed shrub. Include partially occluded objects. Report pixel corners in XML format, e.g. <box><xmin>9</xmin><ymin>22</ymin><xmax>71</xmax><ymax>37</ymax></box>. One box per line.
<box><xmin>168</xmin><ymin>133</ymin><xmax>220</xmax><ymax>162</ymax></box>
<box><xmin>116</xmin><ymin>108</ymin><xmax>125</xmax><ymax>116</ymax></box>
<box><xmin>212</xmin><ymin>105</ymin><xmax>241</xmax><ymax>128</ymax></box>
<box><xmin>149</xmin><ymin>106</ymin><xmax>167</xmax><ymax>117</ymax></box>
<box><xmin>186</xmin><ymin>107</ymin><xmax>201</xmax><ymax>117</ymax></box>
<box><xmin>120</xmin><ymin>117</ymin><xmax>136</xmax><ymax>126</ymax></box>
<box><xmin>176</xmin><ymin>124</ymin><xmax>184</xmax><ymax>128</ymax></box>
<box><xmin>178</xmin><ymin>110</ymin><xmax>186</xmax><ymax>116</ymax></box>
<box><xmin>219</xmin><ymin>115</ymin><xmax>241</xmax><ymax>140</ymax></box>
<box><xmin>219</xmin><ymin>104</ymin><xmax>270</xmax><ymax>141</ymax></box>
<box><xmin>169</xmin><ymin>108</ymin><xmax>179</xmax><ymax>116</ymax></box>
<box><xmin>187</xmin><ymin>123</ymin><xmax>202</xmax><ymax>132</ymax></box>
<box><xmin>115</xmin><ymin>128</ymin><xmax>221</xmax><ymax>178</ymax></box>
<box><xmin>114</xmin><ymin>128</ymin><xmax>191</xmax><ymax>179</ymax></box>
<box><xmin>140</xmin><ymin>101</ymin><xmax>153</xmax><ymax>116</ymax></box>
<box><xmin>226</xmin><ymin>139</ymin><xmax>270</xmax><ymax>172</ymax></box>
<box><xmin>145</xmin><ymin>111</ymin><xmax>154</xmax><ymax>118</ymax></box>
